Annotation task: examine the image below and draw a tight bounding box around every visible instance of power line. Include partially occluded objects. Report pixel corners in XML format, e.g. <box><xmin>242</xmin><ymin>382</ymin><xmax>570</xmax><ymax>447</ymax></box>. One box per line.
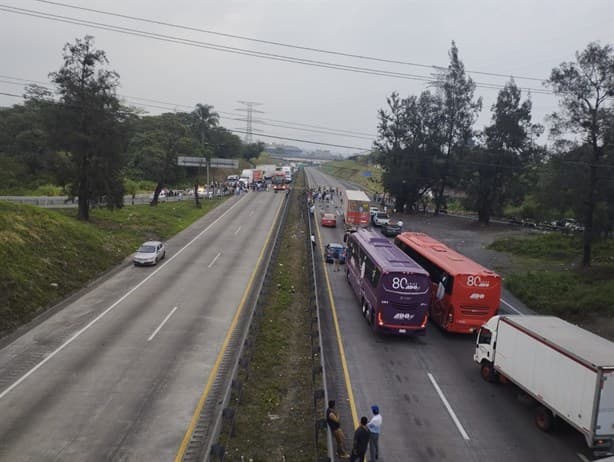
<box><xmin>0</xmin><ymin>73</ymin><xmax>380</xmax><ymax>140</ymax></box>
<box><xmin>228</xmin><ymin>129</ymin><xmax>371</xmax><ymax>151</ymax></box>
<box><xmin>31</xmin><ymin>0</ymin><xmax>546</xmax><ymax>83</ymax></box>
<box><xmin>0</xmin><ymin>4</ymin><xmax>555</xmax><ymax>95</ymax></box>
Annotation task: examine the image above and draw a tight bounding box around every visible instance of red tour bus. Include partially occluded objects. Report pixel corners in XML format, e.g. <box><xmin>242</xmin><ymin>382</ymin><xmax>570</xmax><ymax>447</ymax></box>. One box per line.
<box><xmin>394</xmin><ymin>232</ymin><xmax>501</xmax><ymax>334</ymax></box>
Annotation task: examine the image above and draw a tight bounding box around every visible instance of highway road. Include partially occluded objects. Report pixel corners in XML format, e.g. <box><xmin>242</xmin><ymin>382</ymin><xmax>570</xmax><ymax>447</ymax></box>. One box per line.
<box><xmin>305</xmin><ymin>167</ymin><xmax>592</xmax><ymax>462</ymax></box>
<box><xmin>0</xmin><ymin>189</ymin><xmax>284</xmax><ymax>461</ymax></box>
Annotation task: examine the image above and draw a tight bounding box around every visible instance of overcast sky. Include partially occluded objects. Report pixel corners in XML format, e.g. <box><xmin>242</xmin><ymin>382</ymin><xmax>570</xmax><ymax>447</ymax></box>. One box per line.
<box><xmin>1</xmin><ymin>0</ymin><xmax>613</xmax><ymax>155</ymax></box>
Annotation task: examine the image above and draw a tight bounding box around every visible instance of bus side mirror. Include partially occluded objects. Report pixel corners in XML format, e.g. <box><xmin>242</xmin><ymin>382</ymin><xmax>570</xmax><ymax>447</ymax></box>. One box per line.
<box><xmin>436</xmin><ymin>282</ymin><xmax>445</xmax><ymax>301</ymax></box>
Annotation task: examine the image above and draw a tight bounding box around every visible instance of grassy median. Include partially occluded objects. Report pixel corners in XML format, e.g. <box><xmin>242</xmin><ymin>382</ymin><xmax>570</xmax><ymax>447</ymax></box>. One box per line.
<box><xmin>222</xmin><ymin>173</ymin><xmax>317</xmax><ymax>461</ymax></box>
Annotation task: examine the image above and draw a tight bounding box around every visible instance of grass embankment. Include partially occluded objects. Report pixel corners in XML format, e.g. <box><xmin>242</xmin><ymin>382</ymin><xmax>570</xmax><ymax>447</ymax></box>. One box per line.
<box><xmin>489</xmin><ymin>233</ymin><xmax>614</xmax><ymax>323</ymax></box>
<box><xmin>0</xmin><ymin>198</ymin><xmax>225</xmax><ymax>336</ymax></box>
<box><xmin>321</xmin><ymin>159</ymin><xmax>382</xmax><ymax>194</ymax></box>
<box><xmin>223</xmin><ymin>173</ymin><xmax>317</xmax><ymax>461</ymax></box>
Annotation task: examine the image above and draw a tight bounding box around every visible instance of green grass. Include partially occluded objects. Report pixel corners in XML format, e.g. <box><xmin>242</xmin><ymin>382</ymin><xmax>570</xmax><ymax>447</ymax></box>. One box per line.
<box><xmin>488</xmin><ymin>233</ymin><xmax>614</xmax><ymax>320</ymax></box>
<box><xmin>320</xmin><ymin>159</ymin><xmax>383</xmax><ymax>194</ymax></box>
<box><xmin>0</xmin><ymin>198</ymin><xmax>226</xmax><ymax>335</ymax></box>
<box><xmin>222</xmin><ymin>171</ymin><xmax>319</xmax><ymax>461</ymax></box>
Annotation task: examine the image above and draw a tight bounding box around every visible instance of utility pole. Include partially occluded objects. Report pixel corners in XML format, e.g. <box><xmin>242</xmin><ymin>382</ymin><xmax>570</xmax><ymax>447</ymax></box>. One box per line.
<box><xmin>236</xmin><ymin>101</ymin><xmax>264</xmax><ymax>144</ymax></box>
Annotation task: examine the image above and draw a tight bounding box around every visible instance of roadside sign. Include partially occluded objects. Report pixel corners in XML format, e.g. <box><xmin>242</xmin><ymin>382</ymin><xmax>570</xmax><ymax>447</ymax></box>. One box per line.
<box><xmin>177</xmin><ymin>157</ymin><xmax>238</xmax><ymax>168</ymax></box>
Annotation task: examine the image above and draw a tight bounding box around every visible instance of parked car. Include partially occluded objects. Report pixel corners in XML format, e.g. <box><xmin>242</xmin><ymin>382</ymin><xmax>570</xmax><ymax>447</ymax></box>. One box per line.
<box><xmin>372</xmin><ymin>212</ymin><xmax>390</xmax><ymax>227</ymax></box>
<box><xmin>325</xmin><ymin>243</ymin><xmax>346</xmax><ymax>264</ymax></box>
<box><xmin>369</xmin><ymin>206</ymin><xmax>379</xmax><ymax>216</ymax></box>
<box><xmin>133</xmin><ymin>241</ymin><xmax>166</xmax><ymax>266</ymax></box>
<box><xmin>381</xmin><ymin>221</ymin><xmax>402</xmax><ymax>237</ymax></box>
<box><xmin>150</xmin><ymin>190</ymin><xmax>167</xmax><ymax>201</ymax></box>
<box><xmin>321</xmin><ymin>213</ymin><xmax>337</xmax><ymax>227</ymax></box>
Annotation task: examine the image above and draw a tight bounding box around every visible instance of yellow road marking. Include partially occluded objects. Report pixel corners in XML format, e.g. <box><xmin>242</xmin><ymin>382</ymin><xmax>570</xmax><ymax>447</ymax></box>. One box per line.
<box><xmin>314</xmin><ymin>210</ymin><xmax>359</xmax><ymax>427</ymax></box>
<box><xmin>174</xmin><ymin>194</ymin><xmax>285</xmax><ymax>461</ymax></box>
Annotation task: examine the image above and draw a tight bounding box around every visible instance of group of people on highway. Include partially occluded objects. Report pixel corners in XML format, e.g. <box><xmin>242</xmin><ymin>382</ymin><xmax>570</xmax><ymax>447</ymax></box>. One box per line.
<box><xmin>326</xmin><ymin>400</ymin><xmax>382</xmax><ymax>461</ymax></box>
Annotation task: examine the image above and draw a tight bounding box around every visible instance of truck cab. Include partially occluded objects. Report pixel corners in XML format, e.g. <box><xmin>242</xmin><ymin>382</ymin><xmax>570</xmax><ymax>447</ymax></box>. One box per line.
<box><xmin>474</xmin><ymin>316</ymin><xmax>500</xmax><ymax>381</ymax></box>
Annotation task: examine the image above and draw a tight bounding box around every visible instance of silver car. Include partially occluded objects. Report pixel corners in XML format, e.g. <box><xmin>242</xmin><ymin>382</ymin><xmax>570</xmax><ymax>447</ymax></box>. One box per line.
<box><xmin>133</xmin><ymin>241</ymin><xmax>166</xmax><ymax>266</ymax></box>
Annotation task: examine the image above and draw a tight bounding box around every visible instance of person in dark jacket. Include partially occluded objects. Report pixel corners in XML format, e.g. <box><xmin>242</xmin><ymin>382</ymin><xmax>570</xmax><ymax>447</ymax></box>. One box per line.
<box><xmin>349</xmin><ymin>416</ymin><xmax>370</xmax><ymax>462</ymax></box>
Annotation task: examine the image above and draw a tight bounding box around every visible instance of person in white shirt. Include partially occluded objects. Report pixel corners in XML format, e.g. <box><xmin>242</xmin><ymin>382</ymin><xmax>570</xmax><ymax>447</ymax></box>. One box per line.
<box><xmin>367</xmin><ymin>405</ymin><xmax>382</xmax><ymax>461</ymax></box>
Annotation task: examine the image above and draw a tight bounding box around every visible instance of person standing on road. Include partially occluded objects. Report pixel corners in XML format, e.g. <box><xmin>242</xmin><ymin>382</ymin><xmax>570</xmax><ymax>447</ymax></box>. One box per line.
<box><xmin>367</xmin><ymin>405</ymin><xmax>382</xmax><ymax>461</ymax></box>
<box><xmin>333</xmin><ymin>251</ymin><xmax>340</xmax><ymax>272</ymax></box>
<box><xmin>326</xmin><ymin>400</ymin><xmax>350</xmax><ymax>459</ymax></box>
<box><xmin>350</xmin><ymin>416</ymin><xmax>370</xmax><ymax>462</ymax></box>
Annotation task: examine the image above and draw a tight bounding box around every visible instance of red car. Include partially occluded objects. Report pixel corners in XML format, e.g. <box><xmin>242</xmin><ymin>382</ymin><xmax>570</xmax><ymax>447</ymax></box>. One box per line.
<box><xmin>321</xmin><ymin>213</ymin><xmax>337</xmax><ymax>227</ymax></box>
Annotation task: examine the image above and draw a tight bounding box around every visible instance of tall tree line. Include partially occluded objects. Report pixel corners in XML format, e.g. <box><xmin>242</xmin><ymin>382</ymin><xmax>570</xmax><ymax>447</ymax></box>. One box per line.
<box><xmin>376</xmin><ymin>41</ymin><xmax>614</xmax><ymax>266</ymax></box>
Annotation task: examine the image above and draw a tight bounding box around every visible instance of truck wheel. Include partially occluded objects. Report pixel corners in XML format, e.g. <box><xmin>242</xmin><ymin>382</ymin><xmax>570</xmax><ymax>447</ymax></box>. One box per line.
<box><xmin>535</xmin><ymin>406</ymin><xmax>554</xmax><ymax>432</ymax></box>
<box><xmin>480</xmin><ymin>361</ymin><xmax>496</xmax><ymax>383</ymax></box>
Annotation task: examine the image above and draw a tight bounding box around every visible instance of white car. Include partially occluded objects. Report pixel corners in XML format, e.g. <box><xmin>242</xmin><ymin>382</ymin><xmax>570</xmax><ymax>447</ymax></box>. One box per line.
<box><xmin>133</xmin><ymin>241</ymin><xmax>166</xmax><ymax>266</ymax></box>
<box><xmin>372</xmin><ymin>212</ymin><xmax>390</xmax><ymax>227</ymax></box>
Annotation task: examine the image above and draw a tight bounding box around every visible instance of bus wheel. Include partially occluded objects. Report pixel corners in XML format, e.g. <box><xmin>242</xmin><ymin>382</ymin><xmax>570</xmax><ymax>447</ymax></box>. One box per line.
<box><xmin>535</xmin><ymin>406</ymin><xmax>554</xmax><ymax>432</ymax></box>
<box><xmin>480</xmin><ymin>361</ymin><xmax>496</xmax><ymax>383</ymax></box>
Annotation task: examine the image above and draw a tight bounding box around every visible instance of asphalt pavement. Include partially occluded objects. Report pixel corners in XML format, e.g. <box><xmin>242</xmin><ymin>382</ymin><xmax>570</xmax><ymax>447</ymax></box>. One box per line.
<box><xmin>0</xmin><ymin>189</ymin><xmax>284</xmax><ymax>461</ymax></box>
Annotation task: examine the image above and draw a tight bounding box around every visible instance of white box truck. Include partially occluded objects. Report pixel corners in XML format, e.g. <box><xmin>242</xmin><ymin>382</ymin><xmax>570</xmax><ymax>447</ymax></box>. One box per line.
<box><xmin>474</xmin><ymin>315</ymin><xmax>614</xmax><ymax>455</ymax></box>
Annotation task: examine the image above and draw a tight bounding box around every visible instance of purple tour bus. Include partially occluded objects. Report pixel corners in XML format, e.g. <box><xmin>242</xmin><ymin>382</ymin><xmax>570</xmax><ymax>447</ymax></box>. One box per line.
<box><xmin>346</xmin><ymin>229</ymin><xmax>431</xmax><ymax>335</ymax></box>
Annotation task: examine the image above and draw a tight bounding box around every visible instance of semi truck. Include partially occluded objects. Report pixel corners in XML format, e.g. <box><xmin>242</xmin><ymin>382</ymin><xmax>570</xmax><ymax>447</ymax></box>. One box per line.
<box><xmin>342</xmin><ymin>190</ymin><xmax>371</xmax><ymax>232</ymax></box>
<box><xmin>474</xmin><ymin>315</ymin><xmax>614</xmax><ymax>454</ymax></box>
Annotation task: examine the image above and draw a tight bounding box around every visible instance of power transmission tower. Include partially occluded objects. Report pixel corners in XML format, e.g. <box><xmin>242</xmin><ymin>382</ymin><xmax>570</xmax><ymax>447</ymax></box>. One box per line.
<box><xmin>236</xmin><ymin>101</ymin><xmax>264</xmax><ymax>143</ymax></box>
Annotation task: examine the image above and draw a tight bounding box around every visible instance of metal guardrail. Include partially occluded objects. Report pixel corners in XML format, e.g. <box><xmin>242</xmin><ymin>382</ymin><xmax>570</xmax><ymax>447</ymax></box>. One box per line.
<box><xmin>0</xmin><ymin>193</ymin><xmax>230</xmax><ymax>208</ymax></box>
<box><xmin>306</xmin><ymin>188</ymin><xmax>334</xmax><ymax>462</ymax></box>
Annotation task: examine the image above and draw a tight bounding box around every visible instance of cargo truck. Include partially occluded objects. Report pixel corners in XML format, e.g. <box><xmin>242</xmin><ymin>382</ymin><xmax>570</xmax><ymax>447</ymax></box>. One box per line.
<box><xmin>474</xmin><ymin>315</ymin><xmax>614</xmax><ymax>455</ymax></box>
<box><xmin>257</xmin><ymin>164</ymin><xmax>277</xmax><ymax>180</ymax></box>
<box><xmin>343</xmin><ymin>190</ymin><xmax>371</xmax><ymax>232</ymax></box>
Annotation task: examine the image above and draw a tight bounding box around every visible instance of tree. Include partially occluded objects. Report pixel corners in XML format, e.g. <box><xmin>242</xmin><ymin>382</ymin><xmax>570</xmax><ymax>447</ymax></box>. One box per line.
<box><xmin>432</xmin><ymin>41</ymin><xmax>482</xmax><ymax>214</ymax></box>
<box><xmin>463</xmin><ymin>79</ymin><xmax>542</xmax><ymax>223</ymax></box>
<box><xmin>241</xmin><ymin>142</ymin><xmax>265</xmax><ymax>162</ymax></box>
<box><xmin>48</xmin><ymin>36</ymin><xmax>128</xmax><ymax>220</ymax></box>
<box><xmin>547</xmin><ymin>42</ymin><xmax>614</xmax><ymax>266</ymax></box>
<box><xmin>127</xmin><ymin>113</ymin><xmax>196</xmax><ymax>205</ymax></box>
<box><xmin>375</xmin><ymin>91</ymin><xmax>440</xmax><ymax>212</ymax></box>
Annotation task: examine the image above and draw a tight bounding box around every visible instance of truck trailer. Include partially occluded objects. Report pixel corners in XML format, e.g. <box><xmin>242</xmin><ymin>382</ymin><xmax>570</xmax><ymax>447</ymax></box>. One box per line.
<box><xmin>474</xmin><ymin>315</ymin><xmax>614</xmax><ymax>454</ymax></box>
<box><xmin>342</xmin><ymin>190</ymin><xmax>371</xmax><ymax>232</ymax></box>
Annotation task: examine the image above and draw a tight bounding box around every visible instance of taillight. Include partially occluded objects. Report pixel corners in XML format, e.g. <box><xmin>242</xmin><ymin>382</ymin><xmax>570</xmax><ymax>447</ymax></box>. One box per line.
<box><xmin>448</xmin><ymin>311</ymin><xmax>454</xmax><ymax>323</ymax></box>
<box><xmin>377</xmin><ymin>312</ymin><xmax>384</xmax><ymax>326</ymax></box>
<box><xmin>420</xmin><ymin>312</ymin><xmax>429</xmax><ymax>328</ymax></box>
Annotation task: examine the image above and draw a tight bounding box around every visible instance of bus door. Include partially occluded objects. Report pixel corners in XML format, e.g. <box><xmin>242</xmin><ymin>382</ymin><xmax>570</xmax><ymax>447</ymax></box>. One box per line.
<box><xmin>430</xmin><ymin>273</ymin><xmax>452</xmax><ymax>328</ymax></box>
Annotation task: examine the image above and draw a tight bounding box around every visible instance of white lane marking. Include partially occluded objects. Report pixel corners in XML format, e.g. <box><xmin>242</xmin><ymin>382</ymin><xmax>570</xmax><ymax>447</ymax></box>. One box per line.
<box><xmin>234</xmin><ymin>225</ymin><xmax>242</xmax><ymax>235</ymax></box>
<box><xmin>500</xmin><ymin>298</ymin><xmax>522</xmax><ymax>314</ymax></box>
<box><xmin>427</xmin><ymin>372</ymin><xmax>470</xmax><ymax>441</ymax></box>
<box><xmin>208</xmin><ymin>252</ymin><xmax>222</xmax><ymax>268</ymax></box>
<box><xmin>0</xmin><ymin>195</ymin><xmax>247</xmax><ymax>400</ymax></box>
<box><xmin>147</xmin><ymin>306</ymin><xmax>178</xmax><ymax>342</ymax></box>
<box><xmin>576</xmin><ymin>453</ymin><xmax>590</xmax><ymax>462</ymax></box>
